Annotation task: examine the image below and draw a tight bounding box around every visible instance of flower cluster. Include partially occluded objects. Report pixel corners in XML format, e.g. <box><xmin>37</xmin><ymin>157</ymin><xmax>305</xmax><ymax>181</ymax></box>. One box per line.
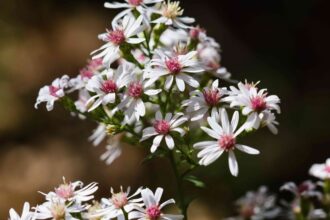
<box><xmin>8</xmin><ymin>178</ymin><xmax>182</xmax><ymax>220</ymax></box>
<box><xmin>32</xmin><ymin>1</ymin><xmax>282</xmax><ymax>219</ymax></box>
<box><xmin>228</xmin><ymin>158</ymin><xmax>330</xmax><ymax>220</ymax></box>
<box><xmin>35</xmin><ymin>0</ymin><xmax>281</xmax><ymax>178</ymax></box>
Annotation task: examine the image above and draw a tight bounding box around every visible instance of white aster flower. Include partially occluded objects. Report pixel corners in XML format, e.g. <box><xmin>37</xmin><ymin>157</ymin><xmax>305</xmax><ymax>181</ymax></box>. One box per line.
<box><xmin>160</xmin><ymin>28</ymin><xmax>189</xmax><ymax>47</ymax></box>
<box><xmin>105</xmin><ymin>0</ymin><xmax>163</xmax><ymax>27</ymax></box>
<box><xmin>145</xmin><ymin>50</ymin><xmax>204</xmax><ymax>91</ymax></box>
<box><xmin>8</xmin><ymin>202</ymin><xmax>34</xmax><ymax>220</ymax></box>
<box><xmin>182</xmin><ymin>79</ymin><xmax>227</xmax><ymax>121</ymax></box>
<box><xmin>141</xmin><ymin>111</ymin><xmax>187</xmax><ymax>153</ymax></box>
<box><xmin>260</xmin><ymin>111</ymin><xmax>279</xmax><ymax>135</ymax></box>
<box><xmin>92</xmin><ymin>15</ymin><xmax>146</xmax><ymax>66</ymax></box>
<box><xmin>152</xmin><ymin>1</ymin><xmax>194</xmax><ymax>29</ymax></box>
<box><xmin>101</xmin><ymin>135</ymin><xmax>123</xmax><ymax>165</ymax></box>
<box><xmin>91</xmin><ymin>187</ymin><xmax>143</xmax><ymax>220</ymax></box>
<box><xmin>128</xmin><ymin>187</ymin><xmax>183</xmax><ymax>220</ymax></box>
<box><xmin>42</xmin><ymin>178</ymin><xmax>98</xmax><ymax>203</ymax></box>
<box><xmin>118</xmin><ymin>78</ymin><xmax>161</xmax><ymax>122</ymax></box>
<box><xmin>86</xmin><ymin>64</ymin><xmax>131</xmax><ymax>112</ymax></box>
<box><xmin>34</xmin><ymin>198</ymin><xmax>84</xmax><ymax>220</ymax></box>
<box><xmin>224</xmin><ymin>82</ymin><xmax>281</xmax><ymax>131</ymax></box>
<box><xmin>35</xmin><ymin>75</ymin><xmax>70</xmax><ymax>111</ymax></box>
<box><xmin>309</xmin><ymin>158</ymin><xmax>330</xmax><ymax>180</ymax></box>
<box><xmin>193</xmin><ymin>109</ymin><xmax>260</xmax><ymax>176</ymax></box>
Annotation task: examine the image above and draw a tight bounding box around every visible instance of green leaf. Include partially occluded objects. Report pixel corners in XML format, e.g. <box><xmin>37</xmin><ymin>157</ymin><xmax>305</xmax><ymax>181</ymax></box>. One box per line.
<box><xmin>183</xmin><ymin>175</ymin><xmax>205</xmax><ymax>188</ymax></box>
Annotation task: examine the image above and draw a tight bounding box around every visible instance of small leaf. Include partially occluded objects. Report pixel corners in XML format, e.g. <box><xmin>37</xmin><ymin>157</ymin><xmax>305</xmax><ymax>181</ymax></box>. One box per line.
<box><xmin>184</xmin><ymin>175</ymin><xmax>205</xmax><ymax>188</ymax></box>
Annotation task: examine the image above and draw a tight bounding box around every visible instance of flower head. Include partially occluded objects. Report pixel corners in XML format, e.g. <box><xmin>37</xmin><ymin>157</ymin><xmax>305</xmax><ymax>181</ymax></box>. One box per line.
<box><xmin>309</xmin><ymin>158</ymin><xmax>330</xmax><ymax>180</ymax></box>
<box><xmin>194</xmin><ymin>109</ymin><xmax>260</xmax><ymax>176</ymax></box>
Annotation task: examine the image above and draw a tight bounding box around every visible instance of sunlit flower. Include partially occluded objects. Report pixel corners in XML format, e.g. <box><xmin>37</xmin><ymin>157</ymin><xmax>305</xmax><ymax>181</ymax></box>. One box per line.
<box><xmin>8</xmin><ymin>202</ymin><xmax>34</xmax><ymax>220</ymax></box>
<box><xmin>145</xmin><ymin>50</ymin><xmax>204</xmax><ymax>91</ymax></box>
<box><xmin>182</xmin><ymin>79</ymin><xmax>227</xmax><ymax>121</ymax></box>
<box><xmin>35</xmin><ymin>75</ymin><xmax>70</xmax><ymax>111</ymax></box>
<box><xmin>152</xmin><ymin>1</ymin><xmax>194</xmax><ymax>29</ymax></box>
<box><xmin>91</xmin><ymin>187</ymin><xmax>142</xmax><ymax>220</ymax></box>
<box><xmin>104</xmin><ymin>0</ymin><xmax>163</xmax><ymax>27</ymax></box>
<box><xmin>193</xmin><ymin>109</ymin><xmax>259</xmax><ymax>176</ymax></box>
<box><xmin>92</xmin><ymin>15</ymin><xmax>146</xmax><ymax>66</ymax></box>
<box><xmin>128</xmin><ymin>187</ymin><xmax>183</xmax><ymax>220</ymax></box>
<box><xmin>43</xmin><ymin>178</ymin><xmax>98</xmax><ymax>203</ymax></box>
<box><xmin>34</xmin><ymin>198</ymin><xmax>84</xmax><ymax>220</ymax></box>
<box><xmin>118</xmin><ymin>78</ymin><xmax>161</xmax><ymax>122</ymax></box>
<box><xmin>86</xmin><ymin>64</ymin><xmax>131</xmax><ymax>112</ymax></box>
<box><xmin>309</xmin><ymin>158</ymin><xmax>330</xmax><ymax>180</ymax></box>
<box><xmin>224</xmin><ymin>82</ymin><xmax>281</xmax><ymax>131</ymax></box>
<box><xmin>141</xmin><ymin>111</ymin><xmax>187</xmax><ymax>153</ymax></box>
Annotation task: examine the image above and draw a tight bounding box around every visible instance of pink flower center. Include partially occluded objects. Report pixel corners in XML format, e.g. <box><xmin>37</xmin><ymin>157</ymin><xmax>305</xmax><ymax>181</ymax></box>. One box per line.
<box><xmin>203</xmin><ymin>89</ymin><xmax>221</xmax><ymax>106</ymax></box>
<box><xmin>128</xmin><ymin>82</ymin><xmax>143</xmax><ymax>98</ymax></box>
<box><xmin>251</xmin><ymin>96</ymin><xmax>267</xmax><ymax>112</ymax></box>
<box><xmin>80</xmin><ymin>68</ymin><xmax>94</xmax><ymax>79</ymax></box>
<box><xmin>154</xmin><ymin>120</ymin><xmax>171</xmax><ymax>134</ymax></box>
<box><xmin>107</xmin><ymin>29</ymin><xmax>125</xmax><ymax>45</ymax></box>
<box><xmin>189</xmin><ymin>27</ymin><xmax>204</xmax><ymax>39</ymax></box>
<box><xmin>324</xmin><ymin>166</ymin><xmax>330</xmax><ymax>173</ymax></box>
<box><xmin>101</xmin><ymin>80</ymin><xmax>117</xmax><ymax>93</ymax></box>
<box><xmin>55</xmin><ymin>183</ymin><xmax>74</xmax><ymax>200</ymax></box>
<box><xmin>128</xmin><ymin>0</ymin><xmax>143</xmax><ymax>6</ymax></box>
<box><xmin>218</xmin><ymin>134</ymin><xmax>236</xmax><ymax>151</ymax></box>
<box><xmin>49</xmin><ymin>86</ymin><xmax>60</xmax><ymax>97</ymax></box>
<box><xmin>88</xmin><ymin>58</ymin><xmax>103</xmax><ymax>71</ymax></box>
<box><xmin>111</xmin><ymin>192</ymin><xmax>128</xmax><ymax>209</ymax></box>
<box><xmin>146</xmin><ymin>205</ymin><xmax>161</xmax><ymax>220</ymax></box>
<box><xmin>165</xmin><ymin>57</ymin><xmax>182</xmax><ymax>74</ymax></box>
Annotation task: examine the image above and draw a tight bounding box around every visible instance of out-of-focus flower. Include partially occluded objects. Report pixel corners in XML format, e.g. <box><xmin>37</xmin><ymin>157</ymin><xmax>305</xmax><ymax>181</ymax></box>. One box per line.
<box><xmin>35</xmin><ymin>75</ymin><xmax>70</xmax><ymax>111</ymax></box>
<box><xmin>128</xmin><ymin>187</ymin><xmax>183</xmax><ymax>220</ymax></box>
<box><xmin>194</xmin><ymin>109</ymin><xmax>259</xmax><ymax>176</ymax></box>
<box><xmin>90</xmin><ymin>187</ymin><xmax>142</xmax><ymax>220</ymax></box>
<box><xmin>309</xmin><ymin>158</ymin><xmax>330</xmax><ymax>180</ymax></box>
<box><xmin>100</xmin><ymin>136</ymin><xmax>123</xmax><ymax>165</ymax></box>
<box><xmin>141</xmin><ymin>111</ymin><xmax>187</xmax><ymax>153</ymax></box>
<box><xmin>89</xmin><ymin>124</ymin><xmax>107</xmax><ymax>146</ymax></box>
<box><xmin>152</xmin><ymin>1</ymin><xmax>194</xmax><ymax>29</ymax></box>
<box><xmin>8</xmin><ymin>202</ymin><xmax>34</xmax><ymax>220</ymax></box>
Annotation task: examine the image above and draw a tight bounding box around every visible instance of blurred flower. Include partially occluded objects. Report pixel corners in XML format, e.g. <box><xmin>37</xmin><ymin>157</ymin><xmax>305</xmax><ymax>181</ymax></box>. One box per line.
<box><xmin>8</xmin><ymin>202</ymin><xmax>33</xmax><ymax>220</ymax></box>
<box><xmin>309</xmin><ymin>158</ymin><xmax>330</xmax><ymax>180</ymax></box>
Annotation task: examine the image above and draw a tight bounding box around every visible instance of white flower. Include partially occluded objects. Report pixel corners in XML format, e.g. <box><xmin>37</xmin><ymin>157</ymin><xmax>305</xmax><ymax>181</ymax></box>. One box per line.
<box><xmin>42</xmin><ymin>178</ymin><xmax>98</xmax><ymax>203</ymax></box>
<box><xmin>89</xmin><ymin>124</ymin><xmax>107</xmax><ymax>146</ymax></box>
<box><xmin>91</xmin><ymin>187</ymin><xmax>143</xmax><ymax>220</ymax></box>
<box><xmin>8</xmin><ymin>202</ymin><xmax>34</xmax><ymax>220</ymax></box>
<box><xmin>35</xmin><ymin>75</ymin><xmax>70</xmax><ymax>111</ymax></box>
<box><xmin>145</xmin><ymin>50</ymin><xmax>204</xmax><ymax>91</ymax></box>
<box><xmin>160</xmin><ymin>29</ymin><xmax>189</xmax><ymax>47</ymax></box>
<box><xmin>100</xmin><ymin>136</ymin><xmax>123</xmax><ymax>165</ymax></box>
<box><xmin>141</xmin><ymin>111</ymin><xmax>187</xmax><ymax>153</ymax></box>
<box><xmin>182</xmin><ymin>79</ymin><xmax>227</xmax><ymax>121</ymax></box>
<box><xmin>92</xmin><ymin>15</ymin><xmax>146</xmax><ymax>66</ymax></box>
<box><xmin>86</xmin><ymin>64</ymin><xmax>131</xmax><ymax>112</ymax></box>
<box><xmin>152</xmin><ymin>1</ymin><xmax>194</xmax><ymax>29</ymax></box>
<box><xmin>104</xmin><ymin>0</ymin><xmax>163</xmax><ymax>27</ymax></box>
<box><xmin>309</xmin><ymin>158</ymin><xmax>330</xmax><ymax>180</ymax></box>
<box><xmin>193</xmin><ymin>109</ymin><xmax>260</xmax><ymax>176</ymax></box>
<box><xmin>128</xmin><ymin>187</ymin><xmax>183</xmax><ymax>220</ymax></box>
<box><xmin>118</xmin><ymin>78</ymin><xmax>161</xmax><ymax>122</ymax></box>
<box><xmin>34</xmin><ymin>198</ymin><xmax>84</xmax><ymax>220</ymax></box>
<box><xmin>224</xmin><ymin>82</ymin><xmax>281</xmax><ymax>131</ymax></box>
<box><xmin>260</xmin><ymin>111</ymin><xmax>279</xmax><ymax>135</ymax></box>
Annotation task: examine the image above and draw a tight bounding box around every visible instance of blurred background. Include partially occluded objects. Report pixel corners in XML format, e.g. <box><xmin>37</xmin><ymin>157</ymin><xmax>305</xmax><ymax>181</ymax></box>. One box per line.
<box><xmin>0</xmin><ymin>0</ymin><xmax>329</xmax><ymax>219</ymax></box>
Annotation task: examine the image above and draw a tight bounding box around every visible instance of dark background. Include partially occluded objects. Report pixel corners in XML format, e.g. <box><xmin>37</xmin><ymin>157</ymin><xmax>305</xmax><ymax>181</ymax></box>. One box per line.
<box><xmin>0</xmin><ymin>0</ymin><xmax>329</xmax><ymax>219</ymax></box>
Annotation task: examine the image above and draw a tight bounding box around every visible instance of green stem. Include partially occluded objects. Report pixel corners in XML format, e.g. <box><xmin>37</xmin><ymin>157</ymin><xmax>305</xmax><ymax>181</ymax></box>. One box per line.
<box><xmin>121</xmin><ymin>208</ymin><xmax>129</xmax><ymax>220</ymax></box>
<box><xmin>169</xmin><ymin>150</ymin><xmax>188</xmax><ymax>220</ymax></box>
